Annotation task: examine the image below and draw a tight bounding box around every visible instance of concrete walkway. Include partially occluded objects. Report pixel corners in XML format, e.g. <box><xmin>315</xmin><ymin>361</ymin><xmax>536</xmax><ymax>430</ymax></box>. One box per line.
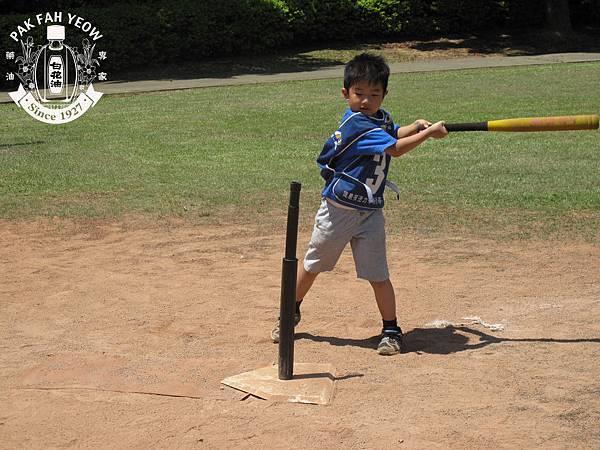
<box><xmin>2</xmin><ymin>52</ymin><xmax>599</xmax><ymax>103</ymax></box>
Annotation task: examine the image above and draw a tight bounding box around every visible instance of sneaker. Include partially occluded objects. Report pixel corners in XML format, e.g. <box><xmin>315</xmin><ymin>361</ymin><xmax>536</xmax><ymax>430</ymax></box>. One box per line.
<box><xmin>377</xmin><ymin>329</ymin><xmax>403</xmax><ymax>355</ymax></box>
<box><xmin>271</xmin><ymin>312</ymin><xmax>301</xmax><ymax>343</ymax></box>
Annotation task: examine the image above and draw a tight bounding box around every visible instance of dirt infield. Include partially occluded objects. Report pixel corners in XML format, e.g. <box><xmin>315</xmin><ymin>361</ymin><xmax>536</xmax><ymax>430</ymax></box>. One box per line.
<box><xmin>1</xmin><ymin>218</ymin><xmax>599</xmax><ymax>448</ymax></box>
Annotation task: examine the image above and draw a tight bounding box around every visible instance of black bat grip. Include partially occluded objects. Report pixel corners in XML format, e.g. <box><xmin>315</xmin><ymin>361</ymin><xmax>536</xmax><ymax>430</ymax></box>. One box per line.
<box><xmin>445</xmin><ymin>122</ymin><xmax>488</xmax><ymax>132</ymax></box>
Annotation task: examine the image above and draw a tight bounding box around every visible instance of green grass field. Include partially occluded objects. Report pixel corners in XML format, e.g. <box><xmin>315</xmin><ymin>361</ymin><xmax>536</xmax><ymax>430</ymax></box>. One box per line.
<box><xmin>1</xmin><ymin>62</ymin><xmax>599</xmax><ymax>239</ymax></box>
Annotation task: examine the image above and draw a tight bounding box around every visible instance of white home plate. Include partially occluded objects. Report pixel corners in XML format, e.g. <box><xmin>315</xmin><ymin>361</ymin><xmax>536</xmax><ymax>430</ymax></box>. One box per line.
<box><xmin>221</xmin><ymin>363</ymin><xmax>336</xmax><ymax>405</ymax></box>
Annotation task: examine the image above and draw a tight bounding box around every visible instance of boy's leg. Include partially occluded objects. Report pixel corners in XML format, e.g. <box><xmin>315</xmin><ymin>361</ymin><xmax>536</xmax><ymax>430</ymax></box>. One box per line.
<box><xmin>370</xmin><ymin>278</ymin><xmax>403</xmax><ymax>355</ymax></box>
<box><xmin>349</xmin><ymin>209</ymin><xmax>402</xmax><ymax>355</ymax></box>
<box><xmin>271</xmin><ymin>266</ymin><xmax>319</xmax><ymax>343</ymax></box>
<box><xmin>296</xmin><ymin>265</ymin><xmax>318</xmax><ymax>304</ymax></box>
<box><xmin>369</xmin><ymin>278</ymin><xmax>396</xmax><ymax>320</ymax></box>
<box><xmin>272</xmin><ymin>198</ymin><xmax>349</xmax><ymax>342</ymax></box>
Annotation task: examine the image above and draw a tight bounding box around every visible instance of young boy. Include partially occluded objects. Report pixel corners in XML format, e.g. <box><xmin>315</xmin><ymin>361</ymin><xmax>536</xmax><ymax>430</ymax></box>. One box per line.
<box><xmin>272</xmin><ymin>53</ymin><xmax>447</xmax><ymax>355</ymax></box>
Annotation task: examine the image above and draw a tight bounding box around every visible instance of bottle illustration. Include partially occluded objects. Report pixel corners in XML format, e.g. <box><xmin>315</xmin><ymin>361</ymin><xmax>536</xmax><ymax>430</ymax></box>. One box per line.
<box><xmin>34</xmin><ymin>25</ymin><xmax>78</xmax><ymax>103</ymax></box>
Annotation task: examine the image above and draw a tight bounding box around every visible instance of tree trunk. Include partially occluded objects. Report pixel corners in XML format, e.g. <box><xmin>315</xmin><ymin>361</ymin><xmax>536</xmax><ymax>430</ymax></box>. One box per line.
<box><xmin>545</xmin><ymin>0</ymin><xmax>573</xmax><ymax>35</ymax></box>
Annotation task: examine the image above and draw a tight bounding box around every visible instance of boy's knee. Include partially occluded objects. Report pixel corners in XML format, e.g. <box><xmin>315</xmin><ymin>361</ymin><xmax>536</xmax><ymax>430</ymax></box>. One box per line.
<box><xmin>300</xmin><ymin>266</ymin><xmax>319</xmax><ymax>277</ymax></box>
<box><xmin>369</xmin><ymin>279</ymin><xmax>394</xmax><ymax>294</ymax></box>
<box><xmin>369</xmin><ymin>278</ymin><xmax>391</xmax><ymax>286</ymax></box>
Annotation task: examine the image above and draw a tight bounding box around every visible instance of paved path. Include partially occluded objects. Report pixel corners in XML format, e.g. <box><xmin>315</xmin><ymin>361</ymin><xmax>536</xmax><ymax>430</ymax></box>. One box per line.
<box><xmin>2</xmin><ymin>52</ymin><xmax>599</xmax><ymax>103</ymax></box>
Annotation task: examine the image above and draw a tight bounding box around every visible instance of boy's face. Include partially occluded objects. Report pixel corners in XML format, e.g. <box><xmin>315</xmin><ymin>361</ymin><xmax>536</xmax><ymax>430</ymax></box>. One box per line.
<box><xmin>342</xmin><ymin>80</ymin><xmax>386</xmax><ymax>117</ymax></box>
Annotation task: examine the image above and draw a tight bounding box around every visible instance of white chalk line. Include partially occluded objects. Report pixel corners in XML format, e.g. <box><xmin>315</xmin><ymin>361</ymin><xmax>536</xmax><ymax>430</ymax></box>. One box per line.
<box><xmin>425</xmin><ymin>316</ymin><xmax>505</xmax><ymax>332</ymax></box>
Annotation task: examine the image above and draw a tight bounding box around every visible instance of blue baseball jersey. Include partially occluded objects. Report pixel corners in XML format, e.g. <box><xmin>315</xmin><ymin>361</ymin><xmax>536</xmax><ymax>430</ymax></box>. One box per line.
<box><xmin>317</xmin><ymin>108</ymin><xmax>399</xmax><ymax>210</ymax></box>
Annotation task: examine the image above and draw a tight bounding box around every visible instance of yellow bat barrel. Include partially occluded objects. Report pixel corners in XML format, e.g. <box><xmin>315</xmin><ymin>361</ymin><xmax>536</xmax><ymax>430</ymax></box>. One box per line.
<box><xmin>487</xmin><ymin>115</ymin><xmax>600</xmax><ymax>132</ymax></box>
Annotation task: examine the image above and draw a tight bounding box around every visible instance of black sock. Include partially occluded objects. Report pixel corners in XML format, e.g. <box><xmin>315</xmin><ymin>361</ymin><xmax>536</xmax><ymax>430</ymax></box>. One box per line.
<box><xmin>383</xmin><ymin>318</ymin><xmax>397</xmax><ymax>328</ymax></box>
<box><xmin>295</xmin><ymin>299</ymin><xmax>303</xmax><ymax>315</ymax></box>
<box><xmin>382</xmin><ymin>318</ymin><xmax>402</xmax><ymax>334</ymax></box>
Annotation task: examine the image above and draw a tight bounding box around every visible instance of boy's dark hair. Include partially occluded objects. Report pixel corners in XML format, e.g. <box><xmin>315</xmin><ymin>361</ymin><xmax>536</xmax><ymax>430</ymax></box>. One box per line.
<box><xmin>344</xmin><ymin>53</ymin><xmax>390</xmax><ymax>92</ymax></box>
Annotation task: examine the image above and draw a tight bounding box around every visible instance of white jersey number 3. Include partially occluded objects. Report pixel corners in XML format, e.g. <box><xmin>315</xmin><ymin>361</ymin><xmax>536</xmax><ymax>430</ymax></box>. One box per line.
<box><xmin>365</xmin><ymin>154</ymin><xmax>387</xmax><ymax>193</ymax></box>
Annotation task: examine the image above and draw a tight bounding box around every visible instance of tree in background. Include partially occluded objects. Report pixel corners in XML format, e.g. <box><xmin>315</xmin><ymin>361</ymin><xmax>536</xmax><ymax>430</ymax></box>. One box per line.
<box><xmin>1</xmin><ymin>0</ymin><xmax>598</xmax><ymax>90</ymax></box>
<box><xmin>545</xmin><ymin>0</ymin><xmax>573</xmax><ymax>34</ymax></box>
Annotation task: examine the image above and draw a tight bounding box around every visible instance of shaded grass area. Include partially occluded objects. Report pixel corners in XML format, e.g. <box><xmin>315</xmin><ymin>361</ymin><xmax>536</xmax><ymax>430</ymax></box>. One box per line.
<box><xmin>109</xmin><ymin>31</ymin><xmax>600</xmax><ymax>83</ymax></box>
<box><xmin>0</xmin><ymin>62</ymin><xmax>598</xmax><ymax>239</ymax></box>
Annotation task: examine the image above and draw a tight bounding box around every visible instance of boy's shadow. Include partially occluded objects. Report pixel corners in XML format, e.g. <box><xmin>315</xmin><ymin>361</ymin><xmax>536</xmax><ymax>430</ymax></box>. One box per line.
<box><xmin>296</xmin><ymin>327</ymin><xmax>600</xmax><ymax>354</ymax></box>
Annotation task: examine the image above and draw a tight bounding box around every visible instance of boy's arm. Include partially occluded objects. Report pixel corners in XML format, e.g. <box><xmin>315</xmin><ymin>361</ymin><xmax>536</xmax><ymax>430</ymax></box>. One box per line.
<box><xmin>396</xmin><ymin>119</ymin><xmax>431</xmax><ymax>138</ymax></box>
<box><xmin>385</xmin><ymin>121</ymin><xmax>447</xmax><ymax>157</ymax></box>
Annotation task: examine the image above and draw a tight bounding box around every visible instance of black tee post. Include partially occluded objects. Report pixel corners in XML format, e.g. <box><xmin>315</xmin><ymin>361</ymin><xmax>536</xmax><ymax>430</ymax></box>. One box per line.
<box><xmin>278</xmin><ymin>181</ymin><xmax>301</xmax><ymax>380</ymax></box>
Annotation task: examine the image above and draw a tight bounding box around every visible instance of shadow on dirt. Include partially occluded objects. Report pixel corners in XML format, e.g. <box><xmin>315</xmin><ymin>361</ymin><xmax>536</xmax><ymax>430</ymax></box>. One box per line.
<box><xmin>405</xmin><ymin>326</ymin><xmax>600</xmax><ymax>355</ymax></box>
<box><xmin>293</xmin><ymin>371</ymin><xmax>364</xmax><ymax>381</ymax></box>
<box><xmin>296</xmin><ymin>332</ymin><xmax>381</xmax><ymax>350</ymax></box>
<box><xmin>297</xmin><ymin>326</ymin><xmax>600</xmax><ymax>355</ymax></box>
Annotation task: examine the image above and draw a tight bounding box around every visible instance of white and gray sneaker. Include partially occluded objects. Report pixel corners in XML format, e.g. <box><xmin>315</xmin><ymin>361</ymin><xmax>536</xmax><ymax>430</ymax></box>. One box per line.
<box><xmin>377</xmin><ymin>329</ymin><xmax>403</xmax><ymax>355</ymax></box>
<box><xmin>271</xmin><ymin>313</ymin><xmax>301</xmax><ymax>343</ymax></box>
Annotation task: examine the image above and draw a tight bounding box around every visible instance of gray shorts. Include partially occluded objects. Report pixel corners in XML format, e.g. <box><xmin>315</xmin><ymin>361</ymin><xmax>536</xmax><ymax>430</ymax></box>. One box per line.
<box><xmin>304</xmin><ymin>198</ymin><xmax>389</xmax><ymax>282</ymax></box>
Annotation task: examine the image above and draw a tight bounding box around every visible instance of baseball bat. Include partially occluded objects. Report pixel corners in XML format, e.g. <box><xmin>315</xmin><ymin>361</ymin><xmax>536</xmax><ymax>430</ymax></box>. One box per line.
<box><xmin>445</xmin><ymin>114</ymin><xmax>599</xmax><ymax>132</ymax></box>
